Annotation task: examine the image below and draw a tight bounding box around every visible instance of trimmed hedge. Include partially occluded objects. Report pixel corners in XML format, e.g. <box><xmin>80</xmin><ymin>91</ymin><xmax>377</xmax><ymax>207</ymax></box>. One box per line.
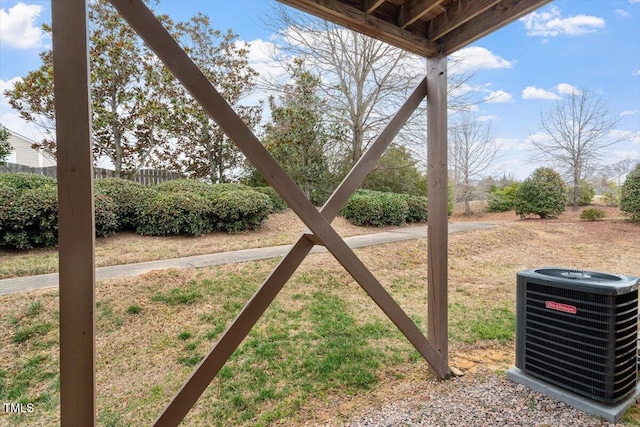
<box><xmin>252</xmin><ymin>186</ymin><xmax>287</xmax><ymax>213</ymax></box>
<box><xmin>401</xmin><ymin>194</ymin><xmax>428</xmax><ymax>223</ymax></box>
<box><xmin>340</xmin><ymin>190</ymin><xmax>409</xmax><ymax>227</ymax></box>
<box><xmin>141</xmin><ymin>180</ymin><xmax>273</xmax><ymax>235</ymax></box>
<box><xmin>0</xmin><ymin>173</ymin><xmax>56</xmax><ymax>191</ymax></box>
<box><xmin>136</xmin><ymin>192</ymin><xmax>213</xmax><ymax>236</ymax></box>
<box><xmin>95</xmin><ymin>178</ymin><xmax>152</xmax><ymax>230</ymax></box>
<box><xmin>0</xmin><ymin>174</ymin><xmax>276</xmax><ymax>247</ymax></box>
<box><xmin>1</xmin><ymin>175</ymin><xmax>59</xmax><ymax>249</ymax></box>
<box><xmin>94</xmin><ymin>194</ymin><xmax>120</xmax><ymax>237</ymax></box>
<box><xmin>2</xmin><ymin>184</ymin><xmax>58</xmax><ymax>249</ymax></box>
<box><xmin>209</xmin><ymin>190</ymin><xmax>272</xmax><ymax>232</ymax></box>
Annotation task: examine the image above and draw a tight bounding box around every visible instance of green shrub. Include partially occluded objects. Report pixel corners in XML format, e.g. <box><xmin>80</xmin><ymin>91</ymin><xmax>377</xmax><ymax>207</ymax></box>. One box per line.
<box><xmin>2</xmin><ymin>184</ymin><xmax>58</xmax><ymax>249</ymax></box>
<box><xmin>0</xmin><ymin>174</ymin><xmax>122</xmax><ymax>247</ymax></box>
<box><xmin>0</xmin><ymin>173</ymin><xmax>55</xmax><ymax>191</ymax></box>
<box><xmin>155</xmin><ymin>179</ymin><xmax>213</xmax><ymax>195</ymax></box>
<box><xmin>620</xmin><ymin>163</ymin><xmax>640</xmax><ymax>222</ymax></box>
<box><xmin>568</xmin><ymin>180</ymin><xmax>595</xmax><ymax>206</ymax></box>
<box><xmin>136</xmin><ymin>192</ymin><xmax>213</xmax><ymax>236</ymax></box>
<box><xmin>209</xmin><ymin>190</ymin><xmax>272</xmax><ymax>232</ymax></box>
<box><xmin>155</xmin><ymin>180</ymin><xmax>273</xmax><ymax>233</ymax></box>
<box><xmin>486</xmin><ymin>182</ymin><xmax>520</xmax><ymax>212</ymax></box>
<box><xmin>252</xmin><ymin>186</ymin><xmax>287</xmax><ymax>213</ymax></box>
<box><xmin>0</xmin><ymin>182</ymin><xmax>19</xmax><ymax>236</ymax></box>
<box><xmin>602</xmin><ymin>189</ymin><xmax>620</xmax><ymax>207</ymax></box>
<box><xmin>155</xmin><ymin>179</ymin><xmax>251</xmax><ymax>197</ymax></box>
<box><xmin>400</xmin><ymin>194</ymin><xmax>428</xmax><ymax>223</ymax></box>
<box><xmin>340</xmin><ymin>190</ymin><xmax>409</xmax><ymax>226</ymax></box>
<box><xmin>514</xmin><ymin>168</ymin><xmax>567</xmax><ymax>219</ymax></box>
<box><xmin>94</xmin><ymin>194</ymin><xmax>119</xmax><ymax>237</ymax></box>
<box><xmin>579</xmin><ymin>208</ymin><xmax>605</xmax><ymax>221</ymax></box>
<box><xmin>94</xmin><ymin>178</ymin><xmax>152</xmax><ymax>230</ymax></box>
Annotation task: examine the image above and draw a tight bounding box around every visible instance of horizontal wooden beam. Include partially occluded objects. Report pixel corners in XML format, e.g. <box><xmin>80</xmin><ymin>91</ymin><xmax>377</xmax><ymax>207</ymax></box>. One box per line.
<box><xmin>277</xmin><ymin>0</ymin><xmax>438</xmax><ymax>57</ymax></box>
<box><xmin>428</xmin><ymin>0</ymin><xmax>501</xmax><ymax>40</ymax></box>
<box><xmin>439</xmin><ymin>0</ymin><xmax>552</xmax><ymax>56</ymax></box>
<box><xmin>363</xmin><ymin>0</ymin><xmax>385</xmax><ymax>14</ymax></box>
<box><xmin>398</xmin><ymin>0</ymin><xmax>443</xmax><ymax>29</ymax></box>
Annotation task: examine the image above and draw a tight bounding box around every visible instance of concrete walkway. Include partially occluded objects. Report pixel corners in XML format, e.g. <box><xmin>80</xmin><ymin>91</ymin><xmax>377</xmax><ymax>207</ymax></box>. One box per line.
<box><xmin>0</xmin><ymin>222</ymin><xmax>495</xmax><ymax>296</ymax></box>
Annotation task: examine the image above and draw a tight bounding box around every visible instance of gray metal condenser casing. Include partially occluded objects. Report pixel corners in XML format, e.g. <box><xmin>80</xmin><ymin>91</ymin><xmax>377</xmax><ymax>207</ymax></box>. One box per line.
<box><xmin>516</xmin><ymin>268</ymin><xmax>639</xmax><ymax>404</ymax></box>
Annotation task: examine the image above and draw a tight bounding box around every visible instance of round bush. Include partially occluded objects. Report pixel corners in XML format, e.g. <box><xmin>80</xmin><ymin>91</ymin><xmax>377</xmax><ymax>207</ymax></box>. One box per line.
<box><xmin>94</xmin><ymin>193</ymin><xmax>120</xmax><ymax>237</ymax></box>
<box><xmin>95</xmin><ymin>178</ymin><xmax>153</xmax><ymax>230</ymax></box>
<box><xmin>2</xmin><ymin>184</ymin><xmax>58</xmax><ymax>249</ymax></box>
<box><xmin>136</xmin><ymin>192</ymin><xmax>213</xmax><ymax>236</ymax></box>
<box><xmin>514</xmin><ymin>168</ymin><xmax>567</xmax><ymax>219</ymax></box>
<box><xmin>620</xmin><ymin>163</ymin><xmax>640</xmax><ymax>222</ymax></box>
<box><xmin>486</xmin><ymin>183</ymin><xmax>520</xmax><ymax>213</ymax></box>
<box><xmin>209</xmin><ymin>190</ymin><xmax>272</xmax><ymax>232</ymax></box>
<box><xmin>340</xmin><ymin>190</ymin><xmax>409</xmax><ymax>226</ymax></box>
<box><xmin>579</xmin><ymin>208</ymin><xmax>605</xmax><ymax>221</ymax></box>
<box><xmin>252</xmin><ymin>186</ymin><xmax>287</xmax><ymax>213</ymax></box>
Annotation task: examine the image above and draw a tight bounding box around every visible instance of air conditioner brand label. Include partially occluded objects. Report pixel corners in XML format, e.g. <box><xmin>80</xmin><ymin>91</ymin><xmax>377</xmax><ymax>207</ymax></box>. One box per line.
<box><xmin>545</xmin><ymin>301</ymin><xmax>577</xmax><ymax>314</ymax></box>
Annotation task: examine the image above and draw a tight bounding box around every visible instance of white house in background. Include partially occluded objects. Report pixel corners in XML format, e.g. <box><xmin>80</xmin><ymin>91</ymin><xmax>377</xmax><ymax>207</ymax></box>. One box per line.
<box><xmin>5</xmin><ymin>129</ymin><xmax>56</xmax><ymax>167</ymax></box>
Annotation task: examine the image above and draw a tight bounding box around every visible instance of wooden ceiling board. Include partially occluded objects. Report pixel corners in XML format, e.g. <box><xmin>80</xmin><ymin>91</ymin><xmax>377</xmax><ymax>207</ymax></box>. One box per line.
<box><xmin>277</xmin><ymin>0</ymin><xmax>553</xmax><ymax>57</ymax></box>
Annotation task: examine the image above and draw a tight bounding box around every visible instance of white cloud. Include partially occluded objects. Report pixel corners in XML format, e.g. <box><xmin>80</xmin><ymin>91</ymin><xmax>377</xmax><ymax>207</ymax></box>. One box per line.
<box><xmin>522</xmin><ymin>86</ymin><xmax>561</xmax><ymax>100</ymax></box>
<box><xmin>609</xmin><ymin>129</ymin><xmax>640</xmax><ymax>145</ymax></box>
<box><xmin>244</xmin><ymin>38</ymin><xmax>288</xmax><ymax>81</ymax></box>
<box><xmin>614</xmin><ymin>9</ymin><xmax>631</xmax><ymax>17</ymax></box>
<box><xmin>0</xmin><ymin>2</ymin><xmax>45</xmax><ymax>49</ymax></box>
<box><xmin>520</xmin><ymin>6</ymin><xmax>605</xmax><ymax>37</ymax></box>
<box><xmin>633</xmin><ymin>69</ymin><xmax>640</xmax><ymax>76</ymax></box>
<box><xmin>484</xmin><ymin>90</ymin><xmax>513</xmax><ymax>103</ymax></box>
<box><xmin>620</xmin><ymin>110</ymin><xmax>637</xmax><ymax>117</ymax></box>
<box><xmin>478</xmin><ymin>115</ymin><xmax>498</xmax><ymax>122</ymax></box>
<box><xmin>449</xmin><ymin>46</ymin><xmax>513</xmax><ymax>74</ymax></box>
<box><xmin>630</xmin><ymin>0</ymin><xmax>640</xmax><ymax>4</ymax></box>
<box><xmin>555</xmin><ymin>83</ymin><xmax>581</xmax><ymax>95</ymax></box>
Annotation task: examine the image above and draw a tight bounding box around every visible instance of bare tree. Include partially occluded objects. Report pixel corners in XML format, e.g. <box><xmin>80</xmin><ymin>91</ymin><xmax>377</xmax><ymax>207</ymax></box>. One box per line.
<box><xmin>263</xmin><ymin>5</ymin><xmax>477</xmax><ymax>176</ymax></box>
<box><xmin>449</xmin><ymin>113</ymin><xmax>499</xmax><ymax>215</ymax></box>
<box><xmin>606</xmin><ymin>158</ymin><xmax>638</xmax><ymax>186</ymax></box>
<box><xmin>530</xmin><ymin>88</ymin><xmax>626</xmax><ymax>210</ymax></box>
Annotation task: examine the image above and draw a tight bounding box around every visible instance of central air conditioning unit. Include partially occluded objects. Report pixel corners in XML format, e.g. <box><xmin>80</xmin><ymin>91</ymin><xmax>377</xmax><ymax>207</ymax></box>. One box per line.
<box><xmin>515</xmin><ymin>267</ymin><xmax>639</xmax><ymax>404</ymax></box>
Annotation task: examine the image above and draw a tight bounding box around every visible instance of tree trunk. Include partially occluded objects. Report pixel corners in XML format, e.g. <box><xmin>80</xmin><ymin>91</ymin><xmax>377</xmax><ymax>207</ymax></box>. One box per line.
<box><xmin>573</xmin><ymin>170</ymin><xmax>580</xmax><ymax>211</ymax></box>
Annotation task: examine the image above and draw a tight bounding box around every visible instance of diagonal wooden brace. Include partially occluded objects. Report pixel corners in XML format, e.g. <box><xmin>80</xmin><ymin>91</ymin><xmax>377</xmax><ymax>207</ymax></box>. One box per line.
<box><xmin>107</xmin><ymin>1</ymin><xmax>451</xmax><ymax>425</ymax></box>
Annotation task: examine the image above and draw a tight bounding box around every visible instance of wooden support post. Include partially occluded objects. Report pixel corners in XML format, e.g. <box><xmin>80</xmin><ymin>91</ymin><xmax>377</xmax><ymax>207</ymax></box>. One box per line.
<box><xmin>426</xmin><ymin>55</ymin><xmax>449</xmax><ymax>367</ymax></box>
<box><xmin>52</xmin><ymin>0</ymin><xmax>96</xmax><ymax>425</ymax></box>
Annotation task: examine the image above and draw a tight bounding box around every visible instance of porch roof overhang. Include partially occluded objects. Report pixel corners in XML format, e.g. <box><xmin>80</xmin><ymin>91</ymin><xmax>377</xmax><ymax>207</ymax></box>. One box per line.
<box><xmin>276</xmin><ymin>0</ymin><xmax>552</xmax><ymax>57</ymax></box>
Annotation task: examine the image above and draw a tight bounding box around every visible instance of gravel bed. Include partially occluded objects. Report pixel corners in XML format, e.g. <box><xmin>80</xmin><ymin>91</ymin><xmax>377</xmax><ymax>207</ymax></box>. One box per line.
<box><xmin>336</xmin><ymin>374</ymin><xmax>629</xmax><ymax>427</ymax></box>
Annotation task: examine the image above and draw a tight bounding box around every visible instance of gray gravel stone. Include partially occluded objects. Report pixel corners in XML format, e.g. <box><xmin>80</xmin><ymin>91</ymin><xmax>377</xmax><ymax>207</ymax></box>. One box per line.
<box><xmin>336</xmin><ymin>374</ymin><xmax>630</xmax><ymax>427</ymax></box>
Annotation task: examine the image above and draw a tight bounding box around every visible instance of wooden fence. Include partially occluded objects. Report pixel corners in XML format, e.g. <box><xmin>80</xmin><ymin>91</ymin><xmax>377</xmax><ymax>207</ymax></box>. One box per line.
<box><xmin>0</xmin><ymin>163</ymin><xmax>182</xmax><ymax>185</ymax></box>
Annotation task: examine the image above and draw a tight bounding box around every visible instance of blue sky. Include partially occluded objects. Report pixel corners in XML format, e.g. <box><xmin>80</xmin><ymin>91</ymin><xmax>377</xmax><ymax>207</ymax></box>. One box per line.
<box><xmin>1</xmin><ymin>0</ymin><xmax>639</xmax><ymax>180</ymax></box>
